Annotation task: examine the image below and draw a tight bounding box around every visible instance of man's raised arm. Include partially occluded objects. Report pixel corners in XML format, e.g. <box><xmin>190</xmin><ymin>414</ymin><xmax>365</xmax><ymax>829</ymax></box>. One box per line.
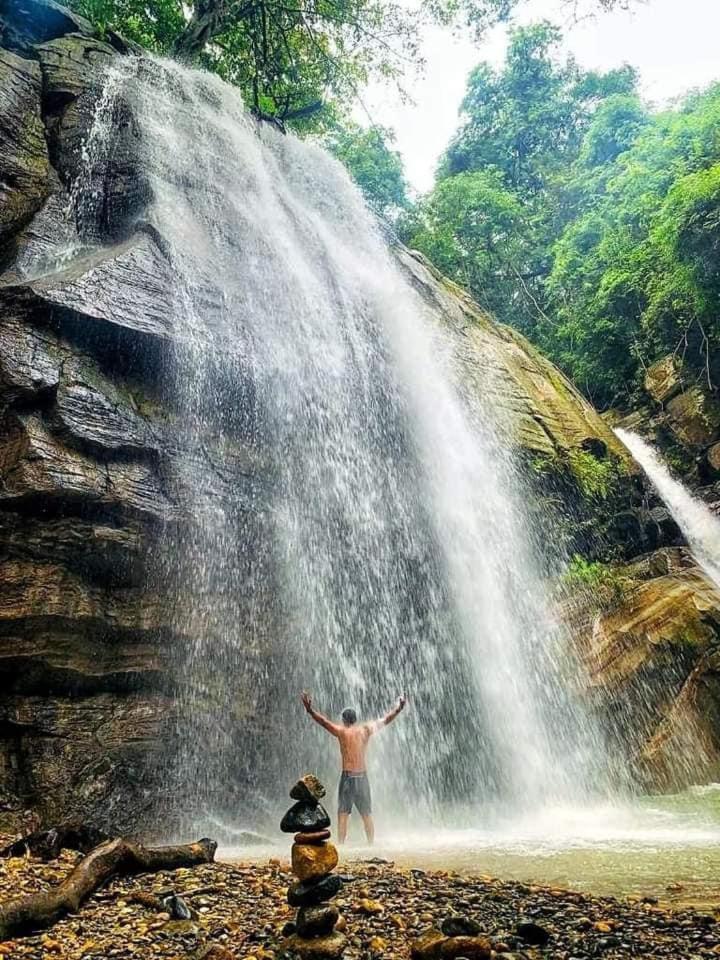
<box><xmin>373</xmin><ymin>695</ymin><xmax>406</xmax><ymax>731</ymax></box>
<box><xmin>301</xmin><ymin>691</ymin><xmax>341</xmax><ymax>736</ymax></box>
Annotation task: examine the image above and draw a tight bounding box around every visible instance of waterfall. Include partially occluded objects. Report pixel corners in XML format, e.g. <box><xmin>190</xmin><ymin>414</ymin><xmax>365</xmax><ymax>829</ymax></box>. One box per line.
<box><xmin>616</xmin><ymin>429</ymin><xmax>720</xmax><ymax>589</ymax></box>
<box><xmin>73</xmin><ymin>56</ymin><xmax>605</xmax><ymax>828</ymax></box>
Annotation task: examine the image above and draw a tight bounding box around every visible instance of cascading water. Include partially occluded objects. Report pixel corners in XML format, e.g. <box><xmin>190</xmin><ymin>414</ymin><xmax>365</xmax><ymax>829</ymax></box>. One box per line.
<box><xmin>616</xmin><ymin>429</ymin><xmax>720</xmax><ymax>589</ymax></box>
<box><xmin>69</xmin><ymin>55</ymin><xmax>607</xmax><ymax>830</ymax></box>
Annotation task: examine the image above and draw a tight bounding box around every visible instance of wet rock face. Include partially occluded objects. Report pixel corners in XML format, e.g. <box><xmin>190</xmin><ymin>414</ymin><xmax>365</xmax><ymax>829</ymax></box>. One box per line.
<box><xmin>571</xmin><ymin>548</ymin><xmax>720</xmax><ymax>790</ymax></box>
<box><xmin>621</xmin><ymin>353</ymin><xmax>720</xmax><ymax>493</ymax></box>
<box><xmin>0</xmin><ymin>3</ymin><xmax>273</xmax><ymax>831</ymax></box>
<box><xmin>0</xmin><ymin>0</ymin><xmax>96</xmax><ymax>53</ymax></box>
<box><xmin>0</xmin><ymin>51</ymin><xmax>51</xmax><ymax>246</ymax></box>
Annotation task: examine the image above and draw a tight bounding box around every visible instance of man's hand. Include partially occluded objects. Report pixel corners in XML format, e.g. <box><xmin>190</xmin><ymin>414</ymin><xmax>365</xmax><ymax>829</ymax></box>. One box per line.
<box><xmin>398</xmin><ymin>695</ymin><xmax>406</xmax><ymax>711</ymax></box>
<box><xmin>300</xmin><ymin>696</ymin><xmax>339</xmax><ymax>736</ymax></box>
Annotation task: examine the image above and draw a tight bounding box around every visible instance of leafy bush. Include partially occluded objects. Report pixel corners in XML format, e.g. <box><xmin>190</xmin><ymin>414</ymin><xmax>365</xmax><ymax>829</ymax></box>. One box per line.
<box><xmin>561</xmin><ymin>554</ymin><xmax>627</xmax><ymax>608</ymax></box>
<box><xmin>567</xmin><ymin>450</ymin><xmax>621</xmax><ymax>501</ymax></box>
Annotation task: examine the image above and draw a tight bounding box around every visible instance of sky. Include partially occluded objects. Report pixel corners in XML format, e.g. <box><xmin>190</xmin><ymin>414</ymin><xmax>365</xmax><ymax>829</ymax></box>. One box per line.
<box><xmin>358</xmin><ymin>0</ymin><xmax>720</xmax><ymax>192</ymax></box>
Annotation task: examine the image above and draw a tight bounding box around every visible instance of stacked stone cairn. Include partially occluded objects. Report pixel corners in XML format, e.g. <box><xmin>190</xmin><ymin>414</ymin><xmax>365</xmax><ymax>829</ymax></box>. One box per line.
<box><xmin>280</xmin><ymin>774</ymin><xmax>346</xmax><ymax>959</ymax></box>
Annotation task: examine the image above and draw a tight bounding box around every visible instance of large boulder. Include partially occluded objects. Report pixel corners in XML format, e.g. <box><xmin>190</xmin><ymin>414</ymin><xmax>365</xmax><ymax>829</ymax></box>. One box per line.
<box><xmin>644</xmin><ymin>355</ymin><xmax>686</xmax><ymax>404</ymax></box>
<box><xmin>666</xmin><ymin>386</ymin><xmax>720</xmax><ymax>448</ymax></box>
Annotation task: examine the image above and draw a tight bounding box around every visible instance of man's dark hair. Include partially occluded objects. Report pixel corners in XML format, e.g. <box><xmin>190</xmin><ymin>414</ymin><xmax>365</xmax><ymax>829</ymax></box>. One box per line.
<box><xmin>342</xmin><ymin>708</ymin><xmax>357</xmax><ymax>725</ymax></box>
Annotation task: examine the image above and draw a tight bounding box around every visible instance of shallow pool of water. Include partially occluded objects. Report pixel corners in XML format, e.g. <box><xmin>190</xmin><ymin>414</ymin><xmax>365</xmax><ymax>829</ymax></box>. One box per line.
<box><xmin>223</xmin><ymin>787</ymin><xmax>720</xmax><ymax>909</ymax></box>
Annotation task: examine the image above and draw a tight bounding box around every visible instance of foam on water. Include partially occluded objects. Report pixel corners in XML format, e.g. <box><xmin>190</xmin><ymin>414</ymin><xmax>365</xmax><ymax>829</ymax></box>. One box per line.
<box><xmin>221</xmin><ymin>795</ymin><xmax>720</xmax><ymax>903</ymax></box>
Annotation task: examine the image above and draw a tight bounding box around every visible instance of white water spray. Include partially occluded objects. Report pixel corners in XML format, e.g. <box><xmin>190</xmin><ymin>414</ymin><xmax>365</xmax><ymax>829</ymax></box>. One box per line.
<box><xmin>61</xmin><ymin>55</ymin><xmax>607</xmax><ymax>826</ymax></box>
<box><xmin>616</xmin><ymin>429</ymin><xmax>720</xmax><ymax>588</ymax></box>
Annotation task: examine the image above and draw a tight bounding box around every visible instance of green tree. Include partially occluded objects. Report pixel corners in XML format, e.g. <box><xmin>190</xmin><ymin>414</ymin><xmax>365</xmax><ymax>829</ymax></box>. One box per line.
<box><xmin>405</xmin><ymin>170</ymin><xmax>525</xmax><ymax>317</ymax></box>
<box><xmin>406</xmin><ymin>22</ymin><xmax>638</xmax><ymax>334</ymax></box>
<box><xmin>69</xmin><ymin>0</ymin><xmax>640</xmax><ymax>127</ymax></box>
<box><xmin>578</xmin><ymin>93</ymin><xmax>648</xmax><ymax>168</ymax></box>
<box><xmin>440</xmin><ymin>23</ymin><xmax>636</xmax><ymax>189</ymax></box>
<box><xmin>72</xmin><ymin>0</ymin><xmax>421</xmax><ymax>129</ymax></box>
<box><xmin>324</xmin><ymin>122</ymin><xmax>409</xmax><ymax>218</ymax></box>
<box><xmin>540</xmin><ymin>84</ymin><xmax>720</xmax><ymax>407</ymax></box>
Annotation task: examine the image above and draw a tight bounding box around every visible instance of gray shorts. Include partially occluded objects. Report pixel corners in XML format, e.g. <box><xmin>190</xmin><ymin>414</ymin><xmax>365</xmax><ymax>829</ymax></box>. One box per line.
<box><xmin>338</xmin><ymin>771</ymin><xmax>372</xmax><ymax>815</ymax></box>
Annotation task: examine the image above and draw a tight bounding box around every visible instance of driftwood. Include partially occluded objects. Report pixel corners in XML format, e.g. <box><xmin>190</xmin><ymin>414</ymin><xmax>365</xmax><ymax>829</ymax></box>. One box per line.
<box><xmin>0</xmin><ymin>836</ymin><xmax>217</xmax><ymax>940</ymax></box>
<box><xmin>0</xmin><ymin>820</ymin><xmax>110</xmax><ymax>861</ymax></box>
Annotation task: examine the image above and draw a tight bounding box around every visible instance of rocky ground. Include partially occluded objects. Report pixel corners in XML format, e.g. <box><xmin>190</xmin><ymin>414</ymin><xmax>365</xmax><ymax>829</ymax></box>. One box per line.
<box><xmin>1</xmin><ymin>851</ymin><xmax>719</xmax><ymax>959</ymax></box>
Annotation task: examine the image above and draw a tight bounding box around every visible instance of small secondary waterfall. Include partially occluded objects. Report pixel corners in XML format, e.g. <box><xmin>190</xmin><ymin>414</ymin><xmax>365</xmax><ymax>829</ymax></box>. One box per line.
<box><xmin>616</xmin><ymin>430</ymin><xmax>720</xmax><ymax>589</ymax></box>
<box><xmin>70</xmin><ymin>56</ymin><xmax>606</xmax><ymax>827</ymax></box>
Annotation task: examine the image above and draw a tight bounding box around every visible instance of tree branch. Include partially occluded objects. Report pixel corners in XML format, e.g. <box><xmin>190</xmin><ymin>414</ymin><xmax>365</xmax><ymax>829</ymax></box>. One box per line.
<box><xmin>172</xmin><ymin>0</ymin><xmax>256</xmax><ymax>61</ymax></box>
<box><xmin>0</xmin><ymin>837</ymin><xmax>217</xmax><ymax>941</ymax></box>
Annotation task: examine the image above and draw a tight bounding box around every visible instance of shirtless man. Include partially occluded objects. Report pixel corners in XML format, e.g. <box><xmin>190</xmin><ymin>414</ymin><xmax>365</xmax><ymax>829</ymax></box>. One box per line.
<box><xmin>301</xmin><ymin>691</ymin><xmax>406</xmax><ymax>844</ymax></box>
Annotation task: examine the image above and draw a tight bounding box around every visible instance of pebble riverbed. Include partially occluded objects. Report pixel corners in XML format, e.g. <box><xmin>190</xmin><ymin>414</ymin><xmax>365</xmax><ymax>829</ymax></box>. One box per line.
<box><xmin>1</xmin><ymin>851</ymin><xmax>720</xmax><ymax>958</ymax></box>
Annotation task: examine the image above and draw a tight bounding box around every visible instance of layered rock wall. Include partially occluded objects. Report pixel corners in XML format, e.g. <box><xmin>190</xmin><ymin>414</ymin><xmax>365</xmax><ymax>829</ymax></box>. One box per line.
<box><xmin>0</xmin><ymin>4</ymin><xmax>277</xmax><ymax>831</ymax></box>
<box><xmin>568</xmin><ymin>548</ymin><xmax>720</xmax><ymax>788</ymax></box>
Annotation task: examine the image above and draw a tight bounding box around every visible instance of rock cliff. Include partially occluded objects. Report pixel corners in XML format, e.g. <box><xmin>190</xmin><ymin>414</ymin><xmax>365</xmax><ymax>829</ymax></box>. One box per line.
<box><xmin>608</xmin><ymin>354</ymin><xmax>720</xmax><ymax>506</ymax></box>
<box><xmin>568</xmin><ymin>548</ymin><xmax>720</xmax><ymax>789</ymax></box>
<box><xmin>591</xmin><ymin>355</ymin><xmax>720</xmax><ymax>791</ymax></box>
<box><xmin>0</xmin><ymin>0</ymin><xmax>715</xmax><ymax>828</ymax></box>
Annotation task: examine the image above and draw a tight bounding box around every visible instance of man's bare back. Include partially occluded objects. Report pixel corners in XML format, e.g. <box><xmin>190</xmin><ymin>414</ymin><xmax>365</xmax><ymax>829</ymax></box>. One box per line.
<box><xmin>301</xmin><ymin>692</ymin><xmax>406</xmax><ymax>844</ymax></box>
<box><xmin>335</xmin><ymin>723</ymin><xmax>375</xmax><ymax>773</ymax></box>
<box><xmin>327</xmin><ymin>720</ymin><xmax>376</xmax><ymax>772</ymax></box>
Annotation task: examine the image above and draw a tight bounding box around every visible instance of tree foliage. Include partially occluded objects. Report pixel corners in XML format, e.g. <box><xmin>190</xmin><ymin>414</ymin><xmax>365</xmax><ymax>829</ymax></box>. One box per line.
<box><xmin>69</xmin><ymin>0</ymin><xmax>639</xmax><ymax>128</ymax></box>
<box><xmin>404</xmin><ymin>23</ymin><xmax>637</xmax><ymax>340</ymax></box>
<box><xmin>544</xmin><ymin>84</ymin><xmax>720</xmax><ymax>406</ymax></box>
<box><xmin>72</xmin><ymin>0</ymin><xmax>421</xmax><ymax>129</ymax></box>
<box><xmin>323</xmin><ymin>122</ymin><xmax>409</xmax><ymax>218</ymax></box>
<box><xmin>405</xmin><ymin>22</ymin><xmax>720</xmax><ymax>409</ymax></box>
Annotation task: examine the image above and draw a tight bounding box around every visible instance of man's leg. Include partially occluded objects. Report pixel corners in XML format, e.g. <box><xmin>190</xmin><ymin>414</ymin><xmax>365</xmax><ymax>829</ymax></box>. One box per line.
<box><xmin>338</xmin><ymin>774</ymin><xmax>351</xmax><ymax>843</ymax></box>
<box><xmin>359</xmin><ymin>775</ymin><xmax>374</xmax><ymax>845</ymax></box>
<box><xmin>361</xmin><ymin>814</ymin><xmax>374</xmax><ymax>845</ymax></box>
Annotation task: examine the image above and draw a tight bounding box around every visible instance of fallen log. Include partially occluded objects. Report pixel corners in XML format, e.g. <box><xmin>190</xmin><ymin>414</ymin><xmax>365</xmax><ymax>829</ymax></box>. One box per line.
<box><xmin>0</xmin><ymin>820</ymin><xmax>110</xmax><ymax>860</ymax></box>
<box><xmin>0</xmin><ymin>836</ymin><xmax>217</xmax><ymax>941</ymax></box>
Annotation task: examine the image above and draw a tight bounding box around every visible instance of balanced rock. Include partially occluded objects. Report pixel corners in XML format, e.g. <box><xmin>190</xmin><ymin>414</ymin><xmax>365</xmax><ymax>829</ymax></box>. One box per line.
<box><xmin>283</xmin><ymin>932</ymin><xmax>347</xmax><ymax>959</ymax></box>
<box><xmin>292</xmin><ymin>841</ymin><xmax>339</xmax><ymax>881</ymax></box>
<box><xmin>296</xmin><ymin>904</ymin><xmax>340</xmax><ymax>937</ymax></box>
<box><xmin>295</xmin><ymin>829</ymin><xmax>332</xmax><ymax>844</ymax></box>
<box><xmin>281</xmin><ymin>801</ymin><xmax>331</xmax><ymax>833</ymax></box>
<box><xmin>290</xmin><ymin>774</ymin><xmax>327</xmax><ymax>803</ymax></box>
<box><xmin>288</xmin><ymin>874</ymin><xmax>343</xmax><ymax>907</ymax></box>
